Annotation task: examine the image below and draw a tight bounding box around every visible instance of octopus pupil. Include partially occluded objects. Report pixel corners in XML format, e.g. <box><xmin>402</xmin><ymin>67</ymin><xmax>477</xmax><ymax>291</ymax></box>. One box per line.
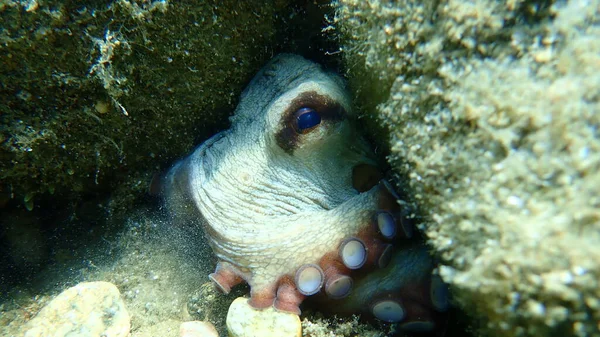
<box><xmin>295</xmin><ymin>107</ymin><xmax>321</xmax><ymax>132</ymax></box>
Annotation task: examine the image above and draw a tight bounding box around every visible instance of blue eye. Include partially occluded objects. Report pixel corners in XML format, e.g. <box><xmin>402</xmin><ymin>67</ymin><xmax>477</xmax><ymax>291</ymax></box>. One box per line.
<box><xmin>295</xmin><ymin>107</ymin><xmax>321</xmax><ymax>133</ymax></box>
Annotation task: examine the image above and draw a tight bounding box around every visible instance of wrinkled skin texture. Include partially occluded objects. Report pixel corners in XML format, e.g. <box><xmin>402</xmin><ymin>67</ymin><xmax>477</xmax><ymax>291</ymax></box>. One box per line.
<box><xmin>161</xmin><ymin>54</ymin><xmax>448</xmax><ymax>332</ymax></box>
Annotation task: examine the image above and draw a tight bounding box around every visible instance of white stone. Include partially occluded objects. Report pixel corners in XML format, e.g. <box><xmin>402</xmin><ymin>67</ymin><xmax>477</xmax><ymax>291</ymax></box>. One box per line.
<box><xmin>180</xmin><ymin>321</ymin><xmax>219</xmax><ymax>337</ymax></box>
<box><xmin>22</xmin><ymin>281</ymin><xmax>130</xmax><ymax>337</ymax></box>
<box><xmin>226</xmin><ymin>297</ymin><xmax>301</xmax><ymax>337</ymax></box>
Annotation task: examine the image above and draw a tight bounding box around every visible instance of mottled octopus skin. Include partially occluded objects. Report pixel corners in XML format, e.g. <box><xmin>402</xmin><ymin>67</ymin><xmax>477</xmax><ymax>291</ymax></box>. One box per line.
<box><xmin>161</xmin><ymin>54</ymin><xmax>447</xmax><ymax>331</ymax></box>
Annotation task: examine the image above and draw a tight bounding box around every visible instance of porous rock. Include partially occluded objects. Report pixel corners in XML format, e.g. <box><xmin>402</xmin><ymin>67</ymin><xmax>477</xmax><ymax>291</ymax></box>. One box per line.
<box><xmin>335</xmin><ymin>0</ymin><xmax>600</xmax><ymax>336</ymax></box>
<box><xmin>22</xmin><ymin>281</ymin><xmax>130</xmax><ymax>337</ymax></box>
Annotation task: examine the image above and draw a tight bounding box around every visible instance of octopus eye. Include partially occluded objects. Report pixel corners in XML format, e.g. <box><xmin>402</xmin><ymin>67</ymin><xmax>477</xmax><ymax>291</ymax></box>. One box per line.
<box><xmin>294</xmin><ymin>107</ymin><xmax>321</xmax><ymax>134</ymax></box>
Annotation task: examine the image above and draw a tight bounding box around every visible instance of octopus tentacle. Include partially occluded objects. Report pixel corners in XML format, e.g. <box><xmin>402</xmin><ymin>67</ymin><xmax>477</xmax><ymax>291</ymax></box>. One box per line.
<box><xmin>355</xmin><ymin>227</ymin><xmax>395</xmax><ymax>269</ymax></box>
<box><xmin>429</xmin><ymin>274</ymin><xmax>450</xmax><ymax>312</ymax></box>
<box><xmin>338</xmin><ymin>237</ymin><xmax>367</xmax><ymax>270</ymax></box>
<box><xmin>396</xmin><ymin>208</ymin><xmax>415</xmax><ymax>239</ymax></box>
<box><xmin>248</xmin><ymin>284</ymin><xmax>277</xmax><ymax>310</ymax></box>
<box><xmin>294</xmin><ymin>264</ymin><xmax>324</xmax><ymax>296</ymax></box>
<box><xmin>208</xmin><ymin>261</ymin><xmax>244</xmax><ymax>294</ymax></box>
<box><xmin>371</xmin><ymin>299</ymin><xmax>406</xmax><ymax>322</ymax></box>
<box><xmin>398</xmin><ymin>302</ymin><xmax>436</xmax><ymax>332</ymax></box>
<box><xmin>375</xmin><ymin>181</ymin><xmax>414</xmax><ymax>241</ymax></box>
<box><xmin>373</xmin><ymin>210</ymin><xmax>398</xmax><ymax>240</ymax></box>
<box><xmin>370</xmin><ymin>242</ymin><xmax>395</xmax><ymax>269</ymax></box>
<box><xmin>205</xmin><ymin>180</ymin><xmax>449</xmax><ymax>332</ymax></box>
<box><xmin>319</xmin><ymin>252</ymin><xmax>353</xmax><ymax>299</ymax></box>
<box><xmin>273</xmin><ymin>276</ymin><xmax>305</xmax><ymax>315</ymax></box>
<box><xmin>372</xmin><ymin>274</ymin><xmax>448</xmax><ymax>331</ymax></box>
<box><xmin>324</xmin><ymin>274</ymin><xmax>353</xmax><ymax>299</ymax></box>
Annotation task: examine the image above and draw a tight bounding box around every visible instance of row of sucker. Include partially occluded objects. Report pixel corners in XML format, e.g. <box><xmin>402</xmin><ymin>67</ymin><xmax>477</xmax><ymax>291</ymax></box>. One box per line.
<box><xmin>288</xmin><ymin>180</ymin><xmax>414</xmax><ymax>310</ymax></box>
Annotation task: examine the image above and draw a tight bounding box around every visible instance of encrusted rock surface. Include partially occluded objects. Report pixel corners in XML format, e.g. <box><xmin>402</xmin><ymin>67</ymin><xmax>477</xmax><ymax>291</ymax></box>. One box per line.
<box><xmin>0</xmin><ymin>0</ymin><xmax>297</xmax><ymax>213</ymax></box>
<box><xmin>335</xmin><ymin>0</ymin><xmax>600</xmax><ymax>336</ymax></box>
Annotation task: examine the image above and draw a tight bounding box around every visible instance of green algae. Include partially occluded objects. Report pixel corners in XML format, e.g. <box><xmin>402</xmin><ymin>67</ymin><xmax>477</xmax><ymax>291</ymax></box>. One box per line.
<box><xmin>335</xmin><ymin>0</ymin><xmax>600</xmax><ymax>336</ymax></box>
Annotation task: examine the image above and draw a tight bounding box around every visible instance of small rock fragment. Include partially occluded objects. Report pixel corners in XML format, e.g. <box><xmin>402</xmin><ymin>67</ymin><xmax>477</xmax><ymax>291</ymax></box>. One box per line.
<box><xmin>226</xmin><ymin>297</ymin><xmax>301</xmax><ymax>337</ymax></box>
<box><xmin>180</xmin><ymin>320</ymin><xmax>219</xmax><ymax>337</ymax></box>
<box><xmin>22</xmin><ymin>281</ymin><xmax>130</xmax><ymax>337</ymax></box>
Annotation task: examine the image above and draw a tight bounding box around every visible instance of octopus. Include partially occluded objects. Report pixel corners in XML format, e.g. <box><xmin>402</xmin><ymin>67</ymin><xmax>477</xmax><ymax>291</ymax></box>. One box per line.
<box><xmin>157</xmin><ymin>54</ymin><xmax>449</xmax><ymax>333</ymax></box>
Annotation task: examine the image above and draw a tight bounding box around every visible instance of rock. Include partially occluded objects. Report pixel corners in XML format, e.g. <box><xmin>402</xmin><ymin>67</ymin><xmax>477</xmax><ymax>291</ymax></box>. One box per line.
<box><xmin>226</xmin><ymin>297</ymin><xmax>301</xmax><ymax>337</ymax></box>
<box><xmin>337</xmin><ymin>0</ymin><xmax>600</xmax><ymax>335</ymax></box>
<box><xmin>180</xmin><ymin>321</ymin><xmax>219</xmax><ymax>337</ymax></box>
<box><xmin>22</xmin><ymin>281</ymin><xmax>130</xmax><ymax>337</ymax></box>
<box><xmin>0</xmin><ymin>0</ymin><xmax>295</xmax><ymax>210</ymax></box>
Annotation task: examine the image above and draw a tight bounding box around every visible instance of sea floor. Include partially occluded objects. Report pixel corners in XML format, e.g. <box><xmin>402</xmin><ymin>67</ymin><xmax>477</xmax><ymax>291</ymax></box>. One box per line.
<box><xmin>0</xmin><ymin>205</ymin><xmax>388</xmax><ymax>337</ymax></box>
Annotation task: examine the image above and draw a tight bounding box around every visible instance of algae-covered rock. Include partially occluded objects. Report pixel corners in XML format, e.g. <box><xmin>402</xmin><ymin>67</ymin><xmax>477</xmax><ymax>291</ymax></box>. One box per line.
<box><xmin>0</xmin><ymin>0</ymin><xmax>295</xmax><ymax>210</ymax></box>
<box><xmin>335</xmin><ymin>0</ymin><xmax>600</xmax><ymax>336</ymax></box>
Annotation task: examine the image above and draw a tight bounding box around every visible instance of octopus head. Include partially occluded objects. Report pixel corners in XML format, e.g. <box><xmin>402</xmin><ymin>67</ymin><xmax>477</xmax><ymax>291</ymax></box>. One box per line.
<box><xmin>226</xmin><ymin>54</ymin><xmax>381</xmax><ymax>209</ymax></box>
